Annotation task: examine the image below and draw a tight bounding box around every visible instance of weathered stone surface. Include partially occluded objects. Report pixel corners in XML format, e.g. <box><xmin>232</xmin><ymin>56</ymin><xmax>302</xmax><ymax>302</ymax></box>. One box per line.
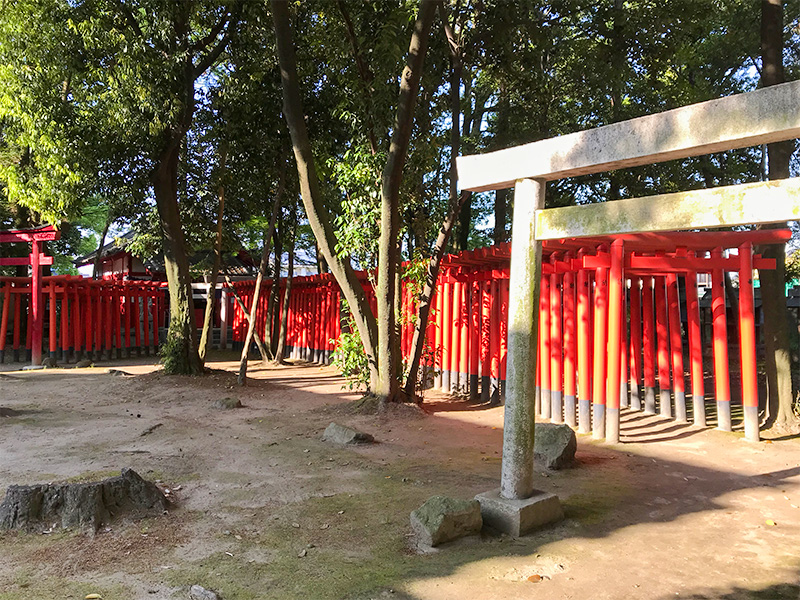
<box><xmin>475</xmin><ymin>488</ymin><xmax>564</xmax><ymax>537</ymax></box>
<box><xmin>322</xmin><ymin>422</ymin><xmax>374</xmax><ymax>445</ymax></box>
<box><xmin>74</xmin><ymin>359</ymin><xmax>93</xmax><ymax>368</ymax></box>
<box><xmin>190</xmin><ymin>584</ymin><xmax>221</xmax><ymax>600</ymax></box>
<box><xmin>410</xmin><ymin>495</ymin><xmax>482</xmax><ymax>547</ymax></box>
<box><xmin>42</xmin><ymin>357</ymin><xmax>57</xmax><ymax>368</ymax></box>
<box><xmin>213</xmin><ymin>397</ymin><xmax>242</xmax><ymax>410</ymax></box>
<box><xmin>0</xmin><ymin>468</ymin><xmax>168</xmax><ymax>532</ymax></box>
<box><xmin>534</xmin><ymin>423</ymin><xmax>576</xmax><ymax>470</ymax></box>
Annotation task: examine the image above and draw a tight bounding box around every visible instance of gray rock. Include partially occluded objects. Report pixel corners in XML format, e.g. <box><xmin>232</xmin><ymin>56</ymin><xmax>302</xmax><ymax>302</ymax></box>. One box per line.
<box><xmin>74</xmin><ymin>359</ymin><xmax>93</xmax><ymax>368</ymax></box>
<box><xmin>190</xmin><ymin>585</ymin><xmax>220</xmax><ymax>600</ymax></box>
<box><xmin>213</xmin><ymin>397</ymin><xmax>242</xmax><ymax>410</ymax></box>
<box><xmin>322</xmin><ymin>422</ymin><xmax>374</xmax><ymax>445</ymax></box>
<box><xmin>410</xmin><ymin>495</ymin><xmax>482</xmax><ymax>547</ymax></box>
<box><xmin>42</xmin><ymin>357</ymin><xmax>57</xmax><ymax>368</ymax></box>
<box><xmin>0</xmin><ymin>468</ymin><xmax>168</xmax><ymax>532</ymax></box>
<box><xmin>534</xmin><ymin>423</ymin><xmax>577</xmax><ymax>469</ymax></box>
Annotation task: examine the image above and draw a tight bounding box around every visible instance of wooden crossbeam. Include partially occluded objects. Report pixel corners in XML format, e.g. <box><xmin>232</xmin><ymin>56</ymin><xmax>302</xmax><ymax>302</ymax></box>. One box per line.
<box><xmin>534</xmin><ymin>178</ymin><xmax>800</xmax><ymax>240</ymax></box>
<box><xmin>457</xmin><ymin>80</ymin><xmax>800</xmax><ymax>192</ymax></box>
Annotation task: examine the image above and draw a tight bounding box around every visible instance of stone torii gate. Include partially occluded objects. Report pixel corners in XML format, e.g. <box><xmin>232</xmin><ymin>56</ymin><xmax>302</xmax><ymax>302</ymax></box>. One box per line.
<box><xmin>0</xmin><ymin>225</ymin><xmax>60</xmax><ymax>366</ymax></box>
<box><xmin>457</xmin><ymin>80</ymin><xmax>800</xmax><ymax>536</ymax></box>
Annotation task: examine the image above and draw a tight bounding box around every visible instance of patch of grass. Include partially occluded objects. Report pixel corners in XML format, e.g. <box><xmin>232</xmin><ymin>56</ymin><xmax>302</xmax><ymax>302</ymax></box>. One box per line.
<box><xmin>0</xmin><ymin>569</ymin><xmax>131</xmax><ymax>600</ymax></box>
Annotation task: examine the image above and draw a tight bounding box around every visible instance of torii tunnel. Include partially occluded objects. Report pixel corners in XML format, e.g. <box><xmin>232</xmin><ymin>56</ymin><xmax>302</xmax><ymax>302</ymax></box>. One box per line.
<box><xmin>421</xmin><ymin>228</ymin><xmax>789</xmax><ymax>440</ymax></box>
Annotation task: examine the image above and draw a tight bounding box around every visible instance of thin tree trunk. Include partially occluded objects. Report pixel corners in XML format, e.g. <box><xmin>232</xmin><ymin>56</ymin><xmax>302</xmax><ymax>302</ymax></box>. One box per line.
<box><xmin>223</xmin><ymin>274</ymin><xmax>268</xmax><ymax>356</ymax></box>
<box><xmin>93</xmin><ymin>216</ymin><xmax>112</xmax><ymax>280</ymax></box>
<box><xmin>403</xmin><ymin>190</ymin><xmax>471</xmax><ymax>396</ymax></box>
<box><xmin>199</xmin><ymin>143</ymin><xmax>227</xmax><ymax>363</ymax></box>
<box><xmin>266</xmin><ymin>226</ymin><xmax>282</xmax><ymax>357</ymax></box>
<box><xmin>272</xmin><ymin>0</ymin><xmax>380</xmax><ymax>387</ymax></box>
<box><xmin>375</xmin><ymin>0</ymin><xmax>437</xmax><ymax>404</ymax></box>
<box><xmin>759</xmin><ymin>0</ymin><xmax>799</xmax><ymax>430</ymax></box>
<box><xmin>274</xmin><ymin>214</ymin><xmax>296</xmax><ymax>365</ymax></box>
<box><xmin>238</xmin><ymin>158</ymin><xmax>286</xmax><ymax>385</ymax></box>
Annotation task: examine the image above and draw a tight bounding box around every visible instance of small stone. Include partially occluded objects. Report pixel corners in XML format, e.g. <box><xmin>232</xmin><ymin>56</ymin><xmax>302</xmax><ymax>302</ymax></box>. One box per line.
<box><xmin>410</xmin><ymin>495</ymin><xmax>482</xmax><ymax>547</ymax></box>
<box><xmin>189</xmin><ymin>584</ymin><xmax>220</xmax><ymax>600</ymax></box>
<box><xmin>75</xmin><ymin>359</ymin><xmax>93</xmax><ymax>369</ymax></box>
<box><xmin>534</xmin><ymin>423</ymin><xmax>577</xmax><ymax>470</ymax></box>
<box><xmin>213</xmin><ymin>397</ymin><xmax>242</xmax><ymax>410</ymax></box>
<box><xmin>42</xmin><ymin>357</ymin><xmax>57</xmax><ymax>368</ymax></box>
<box><xmin>322</xmin><ymin>422</ymin><xmax>374</xmax><ymax>445</ymax></box>
<box><xmin>297</xmin><ymin>548</ymin><xmax>307</xmax><ymax>558</ymax></box>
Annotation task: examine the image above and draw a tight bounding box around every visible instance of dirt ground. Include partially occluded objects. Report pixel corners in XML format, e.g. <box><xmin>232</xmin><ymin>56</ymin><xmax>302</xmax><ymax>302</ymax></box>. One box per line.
<box><xmin>0</xmin><ymin>351</ymin><xmax>799</xmax><ymax>600</ymax></box>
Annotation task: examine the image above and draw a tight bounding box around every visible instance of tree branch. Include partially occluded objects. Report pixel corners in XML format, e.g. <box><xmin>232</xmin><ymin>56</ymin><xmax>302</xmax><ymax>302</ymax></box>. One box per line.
<box><xmin>193</xmin><ymin>6</ymin><xmax>240</xmax><ymax>78</ymax></box>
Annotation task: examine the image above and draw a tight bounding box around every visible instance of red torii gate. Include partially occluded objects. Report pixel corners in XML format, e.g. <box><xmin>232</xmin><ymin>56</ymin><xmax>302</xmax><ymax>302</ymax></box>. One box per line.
<box><xmin>0</xmin><ymin>225</ymin><xmax>60</xmax><ymax>366</ymax></box>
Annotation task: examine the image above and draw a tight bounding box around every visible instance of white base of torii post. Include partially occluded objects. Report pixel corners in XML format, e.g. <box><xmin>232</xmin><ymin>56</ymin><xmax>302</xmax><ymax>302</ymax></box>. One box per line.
<box><xmin>474</xmin><ymin>179</ymin><xmax>564</xmax><ymax>536</ymax></box>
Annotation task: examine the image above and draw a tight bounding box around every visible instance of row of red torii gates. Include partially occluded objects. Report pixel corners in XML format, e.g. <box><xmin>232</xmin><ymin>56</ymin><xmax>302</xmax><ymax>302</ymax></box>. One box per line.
<box><xmin>1</xmin><ymin>223</ymin><xmax>787</xmax><ymax>444</ymax></box>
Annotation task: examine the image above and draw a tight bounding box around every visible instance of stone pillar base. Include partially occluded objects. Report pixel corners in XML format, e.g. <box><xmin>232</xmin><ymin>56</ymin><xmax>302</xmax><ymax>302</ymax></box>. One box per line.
<box><xmin>475</xmin><ymin>488</ymin><xmax>563</xmax><ymax>537</ymax></box>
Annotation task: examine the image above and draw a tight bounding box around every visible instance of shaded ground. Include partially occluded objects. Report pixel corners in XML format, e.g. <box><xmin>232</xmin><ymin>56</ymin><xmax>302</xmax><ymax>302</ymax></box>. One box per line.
<box><xmin>0</xmin><ymin>350</ymin><xmax>798</xmax><ymax>600</ymax></box>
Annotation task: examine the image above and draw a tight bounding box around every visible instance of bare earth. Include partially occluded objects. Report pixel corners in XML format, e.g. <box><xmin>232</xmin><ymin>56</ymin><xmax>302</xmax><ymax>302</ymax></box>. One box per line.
<box><xmin>0</xmin><ymin>351</ymin><xmax>798</xmax><ymax>600</ymax></box>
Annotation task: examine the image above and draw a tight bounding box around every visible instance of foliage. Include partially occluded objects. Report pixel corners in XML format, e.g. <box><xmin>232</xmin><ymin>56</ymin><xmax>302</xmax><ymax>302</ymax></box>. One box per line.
<box><xmin>330</xmin><ymin>316</ymin><xmax>371</xmax><ymax>392</ymax></box>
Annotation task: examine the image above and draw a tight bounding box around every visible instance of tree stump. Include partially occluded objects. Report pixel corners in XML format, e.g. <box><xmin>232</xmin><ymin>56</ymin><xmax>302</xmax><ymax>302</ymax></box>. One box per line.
<box><xmin>0</xmin><ymin>468</ymin><xmax>168</xmax><ymax>532</ymax></box>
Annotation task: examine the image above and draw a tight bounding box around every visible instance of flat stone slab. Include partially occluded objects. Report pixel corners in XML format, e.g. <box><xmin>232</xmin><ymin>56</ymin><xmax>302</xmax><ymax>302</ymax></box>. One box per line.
<box><xmin>322</xmin><ymin>422</ymin><xmax>374</xmax><ymax>445</ymax></box>
<box><xmin>410</xmin><ymin>495</ymin><xmax>482</xmax><ymax>547</ymax></box>
<box><xmin>475</xmin><ymin>488</ymin><xmax>563</xmax><ymax>537</ymax></box>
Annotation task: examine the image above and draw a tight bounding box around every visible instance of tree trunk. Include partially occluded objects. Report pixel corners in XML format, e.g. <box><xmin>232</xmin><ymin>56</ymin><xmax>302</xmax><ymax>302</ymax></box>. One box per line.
<box><xmin>272</xmin><ymin>0</ymin><xmax>380</xmax><ymax>387</ymax></box>
<box><xmin>237</xmin><ymin>158</ymin><xmax>286</xmax><ymax>385</ymax></box>
<box><xmin>273</xmin><ymin>233</ymin><xmax>294</xmax><ymax>366</ymax></box>
<box><xmin>152</xmin><ymin>137</ymin><xmax>203</xmax><ymax>376</ymax></box>
<box><xmin>375</xmin><ymin>0</ymin><xmax>437</xmax><ymax>405</ymax></box>
<box><xmin>93</xmin><ymin>216</ymin><xmax>111</xmax><ymax>280</ymax></box>
<box><xmin>199</xmin><ymin>144</ymin><xmax>227</xmax><ymax>363</ymax></box>
<box><xmin>759</xmin><ymin>0</ymin><xmax>799</xmax><ymax>431</ymax></box>
<box><xmin>403</xmin><ymin>190</ymin><xmax>470</xmax><ymax>396</ymax></box>
<box><xmin>266</xmin><ymin>226</ymin><xmax>282</xmax><ymax>357</ymax></box>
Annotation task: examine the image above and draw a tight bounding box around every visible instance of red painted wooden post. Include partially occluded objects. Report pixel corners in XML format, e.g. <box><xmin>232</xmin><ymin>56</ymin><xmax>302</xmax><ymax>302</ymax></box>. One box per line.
<box><xmin>619</xmin><ymin>281</ymin><xmax>629</xmax><ymax>410</ymax></box>
<box><xmin>685</xmin><ymin>259</ymin><xmax>705</xmax><ymax>427</ymax></box>
<box><xmin>13</xmin><ymin>288</ymin><xmax>21</xmax><ymax>362</ymax></box>
<box><xmin>59</xmin><ymin>282</ymin><xmax>69</xmax><ymax>361</ymax></box>
<box><xmin>30</xmin><ymin>240</ymin><xmax>43</xmax><ymax>365</ymax></box>
<box><xmin>469</xmin><ymin>280</ymin><xmax>481</xmax><ymax>402</ymax></box>
<box><xmin>606</xmin><ymin>239</ymin><xmax>624</xmax><ymax>443</ymax></box>
<box><xmin>480</xmin><ymin>280</ymin><xmax>491</xmax><ymax>402</ymax></box>
<box><xmin>434</xmin><ymin>277</ymin><xmax>444</xmax><ymax>389</ymax></box>
<box><xmin>0</xmin><ymin>282</ymin><xmax>10</xmax><ymax>363</ymax></box>
<box><xmin>654</xmin><ymin>275</ymin><xmax>672</xmax><ymax>418</ymax></box>
<box><xmin>489</xmin><ymin>279</ymin><xmax>500</xmax><ymax>401</ymax></box>
<box><xmin>711</xmin><ymin>247</ymin><xmax>732</xmax><ymax>431</ymax></box>
<box><xmin>72</xmin><ymin>286</ymin><xmax>81</xmax><ymax>359</ymax></box>
<box><xmin>459</xmin><ymin>282</ymin><xmax>470</xmax><ymax>394</ymax></box>
<box><xmin>450</xmin><ymin>281</ymin><xmax>462</xmax><ymax>392</ymax></box>
<box><xmin>143</xmin><ymin>291</ymin><xmax>151</xmax><ymax>354</ymax></box>
<box><xmin>550</xmin><ymin>255</ymin><xmax>563</xmax><ymax>423</ymax></box>
<box><xmin>499</xmin><ymin>277</ymin><xmax>509</xmax><ymax>401</ymax></box>
<box><xmin>85</xmin><ymin>286</ymin><xmax>93</xmax><ymax>359</ymax></box>
<box><xmin>592</xmin><ymin>252</ymin><xmax>609</xmax><ymax>439</ymax></box>
<box><xmin>441</xmin><ymin>280</ymin><xmax>452</xmax><ymax>391</ymax></box>
<box><xmin>134</xmin><ymin>289</ymin><xmax>142</xmax><ymax>355</ymax></box>
<box><xmin>642</xmin><ymin>277</ymin><xmax>657</xmax><ymax>414</ymax></box>
<box><xmin>47</xmin><ymin>281</ymin><xmax>57</xmax><ymax>359</ymax></box>
<box><xmin>540</xmin><ymin>274</ymin><xmax>552</xmax><ymax>419</ymax></box>
<box><xmin>577</xmin><ymin>252</ymin><xmax>592</xmax><ymax>433</ymax></box>
<box><xmin>666</xmin><ymin>272</ymin><xmax>687</xmax><ymax>421</ymax></box>
<box><xmin>629</xmin><ymin>278</ymin><xmax>643</xmax><ymax>411</ymax></box>
<box><xmin>738</xmin><ymin>242</ymin><xmax>759</xmax><ymax>442</ymax></box>
<box><xmin>563</xmin><ymin>257</ymin><xmax>577</xmax><ymax>428</ymax></box>
<box><xmin>108</xmin><ymin>285</ymin><xmax>117</xmax><ymax>358</ymax></box>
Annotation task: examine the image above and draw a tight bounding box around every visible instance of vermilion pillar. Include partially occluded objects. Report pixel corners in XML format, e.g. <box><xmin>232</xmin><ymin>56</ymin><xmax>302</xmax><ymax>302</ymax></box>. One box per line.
<box><xmin>0</xmin><ymin>283</ymin><xmax>10</xmax><ymax>363</ymax></box>
<box><xmin>489</xmin><ymin>279</ymin><xmax>500</xmax><ymax>402</ymax></box>
<box><xmin>577</xmin><ymin>256</ymin><xmax>592</xmax><ymax>433</ymax></box>
<box><xmin>738</xmin><ymin>242</ymin><xmax>759</xmax><ymax>442</ymax></box>
<box><xmin>441</xmin><ymin>280</ymin><xmax>452</xmax><ymax>392</ymax></box>
<box><xmin>606</xmin><ymin>239</ymin><xmax>624</xmax><ymax>443</ymax></box>
<box><xmin>563</xmin><ymin>260</ymin><xmax>577</xmax><ymax>428</ymax></box>
<box><xmin>685</xmin><ymin>260</ymin><xmax>705</xmax><ymax>427</ymax></box>
<box><xmin>642</xmin><ymin>276</ymin><xmax>657</xmax><ymax>414</ymax></box>
<box><xmin>540</xmin><ymin>275</ymin><xmax>552</xmax><ymax>419</ymax></box>
<box><xmin>450</xmin><ymin>280</ymin><xmax>462</xmax><ymax>393</ymax></box>
<box><xmin>654</xmin><ymin>275</ymin><xmax>672</xmax><ymax>418</ymax></box>
<box><xmin>629</xmin><ymin>278</ymin><xmax>643</xmax><ymax>411</ymax></box>
<box><xmin>459</xmin><ymin>281</ymin><xmax>470</xmax><ymax>393</ymax></box>
<box><xmin>469</xmin><ymin>281</ymin><xmax>481</xmax><ymax>402</ymax></box>
<box><xmin>592</xmin><ymin>257</ymin><xmax>609</xmax><ymax>439</ymax></box>
<box><xmin>60</xmin><ymin>283</ymin><xmax>70</xmax><ymax>361</ymax></box>
<box><xmin>30</xmin><ymin>240</ymin><xmax>42</xmax><ymax>365</ymax></box>
<box><xmin>550</xmin><ymin>256</ymin><xmax>563</xmax><ymax>423</ymax></box>
<box><xmin>48</xmin><ymin>283</ymin><xmax>57</xmax><ymax>360</ymax></box>
<box><xmin>434</xmin><ymin>278</ymin><xmax>444</xmax><ymax>389</ymax></box>
<box><xmin>480</xmin><ymin>281</ymin><xmax>491</xmax><ymax>402</ymax></box>
<box><xmin>711</xmin><ymin>247</ymin><xmax>732</xmax><ymax>431</ymax></box>
<box><xmin>666</xmin><ymin>272</ymin><xmax>687</xmax><ymax>421</ymax></box>
<box><xmin>499</xmin><ymin>278</ymin><xmax>509</xmax><ymax>401</ymax></box>
<box><xmin>620</xmin><ymin>283</ymin><xmax>629</xmax><ymax>410</ymax></box>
